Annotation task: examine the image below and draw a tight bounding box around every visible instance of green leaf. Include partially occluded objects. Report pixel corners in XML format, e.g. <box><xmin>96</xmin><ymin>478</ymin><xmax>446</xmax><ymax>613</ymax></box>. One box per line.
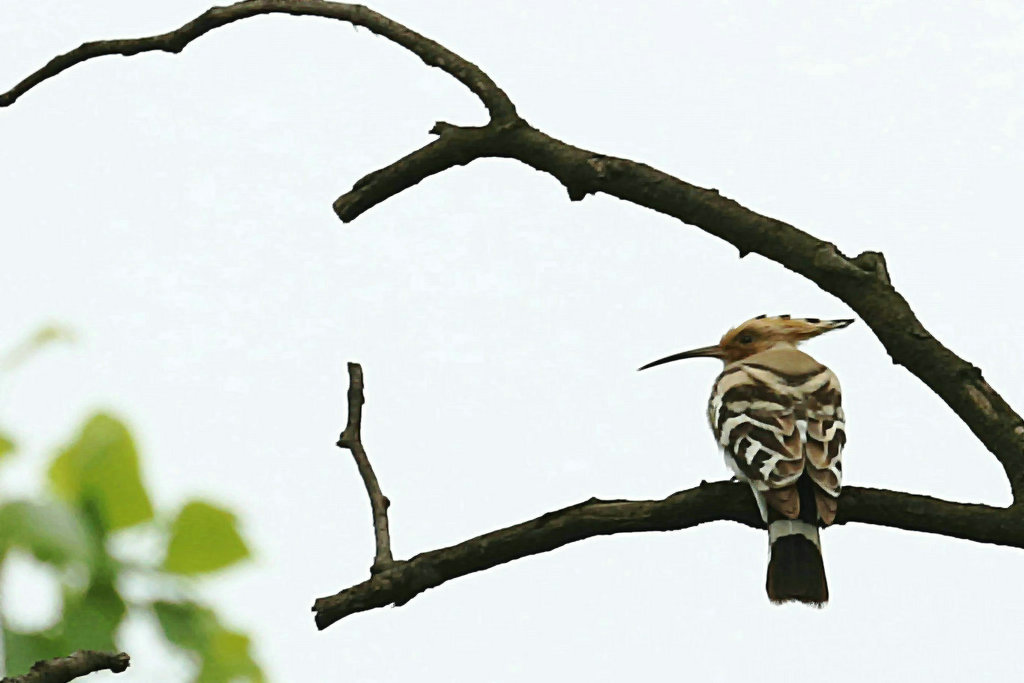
<box><xmin>60</xmin><ymin>580</ymin><xmax>126</xmax><ymax>652</ymax></box>
<box><xmin>153</xmin><ymin>600</ymin><xmax>217</xmax><ymax>653</ymax></box>
<box><xmin>3</xmin><ymin>629</ymin><xmax>68</xmax><ymax>679</ymax></box>
<box><xmin>48</xmin><ymin>413</ymin><xmax>154</xmax><ymax>531</ymax></box>
<box><xmin>163</xmin><ymin>501</ymin><xmax>250</xmax><ymax>575</ymax></box>
<box><xmin>197</xmin><ymin>628</ymin><xmax>264</xmax><ymax>683</ymax></box>
<box><xmin>0</xmin><ymin>500</ymin><xmax>92</xmax><ymax>566</ymax></box>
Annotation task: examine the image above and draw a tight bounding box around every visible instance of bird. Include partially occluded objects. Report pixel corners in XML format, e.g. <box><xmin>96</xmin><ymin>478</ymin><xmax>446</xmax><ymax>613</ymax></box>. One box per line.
<box><xmin>639</xmin><ymin>314</ymin><xmax>852</xmax><ymax>605</ymax></box>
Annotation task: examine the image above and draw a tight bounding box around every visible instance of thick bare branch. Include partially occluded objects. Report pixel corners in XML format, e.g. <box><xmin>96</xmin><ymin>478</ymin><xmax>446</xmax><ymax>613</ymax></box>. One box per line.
<box><xmin>312</xmin><ymin>481</ymin><xmax>1024</xmax><ymax>629</ymax></box>
<box><xmin>1</xmin><ymin>650</ymin><xmax>130</xmax><ymax>683</ymax></box>
<box><xmin>337</xmin><ymin>362</ymin><xmax>393</xmax><ymax>571</ymax></box>
<box><xmin>0</xmin><ymin>1</ymin><xmax>517</xmax><ymax>122</ymax></box>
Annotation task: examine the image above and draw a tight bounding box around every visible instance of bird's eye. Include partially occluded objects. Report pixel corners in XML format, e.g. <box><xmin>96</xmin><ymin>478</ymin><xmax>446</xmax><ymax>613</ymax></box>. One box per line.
<box><xmin>738</xmin><ymin>334</ymin><xmax>754</xmax><ymax>344</ymax></box>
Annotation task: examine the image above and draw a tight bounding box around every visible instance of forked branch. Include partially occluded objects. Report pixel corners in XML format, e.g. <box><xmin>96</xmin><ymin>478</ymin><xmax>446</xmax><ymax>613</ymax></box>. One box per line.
<box><xmin>312</xmin><ymin>476</ymin><xmax>1024</xmax><ymax>629</ymax></box>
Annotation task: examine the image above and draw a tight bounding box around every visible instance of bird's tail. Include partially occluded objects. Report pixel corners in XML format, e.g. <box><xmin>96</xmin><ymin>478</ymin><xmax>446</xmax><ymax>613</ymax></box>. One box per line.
<box><xmin>766</xmin><ymin>518</ymin><xmax>828</xmax><ymax>606</ymax></box>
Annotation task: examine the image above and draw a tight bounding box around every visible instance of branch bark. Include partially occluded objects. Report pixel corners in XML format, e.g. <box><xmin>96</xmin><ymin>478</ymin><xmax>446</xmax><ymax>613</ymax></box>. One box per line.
<box><xmin>6</xmin><ymin>1</ymin><xmax>1024</xmax><ymax>630</ymax></box>
<box><xmin>1</xmin><ymin>651</ymin><xmax>130</xmax><ymax>683</ymax></box>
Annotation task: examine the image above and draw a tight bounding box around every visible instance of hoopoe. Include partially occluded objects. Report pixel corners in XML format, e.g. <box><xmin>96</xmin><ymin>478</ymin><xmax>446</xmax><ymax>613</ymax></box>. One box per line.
<box><xmin>640</xmin><ymin>315</ymin><xmax>852</xmax><ymax>605</ymax></box>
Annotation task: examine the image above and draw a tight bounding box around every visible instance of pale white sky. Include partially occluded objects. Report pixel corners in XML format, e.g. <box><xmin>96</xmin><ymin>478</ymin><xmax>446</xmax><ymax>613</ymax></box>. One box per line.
<box><xmin>2</xmin><ymin>1</ymin><xmax>1024</xmax><ymax>681</ymax></box>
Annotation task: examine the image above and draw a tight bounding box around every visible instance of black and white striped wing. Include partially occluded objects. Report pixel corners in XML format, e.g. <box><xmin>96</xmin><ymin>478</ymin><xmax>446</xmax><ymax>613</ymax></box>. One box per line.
<box><xmin>707</xmin><ymin>367</ymin><xmax>805</xmax><ymax>516</ymax></box>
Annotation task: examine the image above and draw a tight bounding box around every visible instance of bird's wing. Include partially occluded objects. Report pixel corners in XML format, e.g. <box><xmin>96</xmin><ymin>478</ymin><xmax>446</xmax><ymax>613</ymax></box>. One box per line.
<box><xmin>803</xmin><ymin>368</ymin><xmax>845</xmax><ymax>525</ymax></box>
<box><xmin>708</xmin><ymin>365</ymin><xmax>805</xmax><ymax>519</ymax></box>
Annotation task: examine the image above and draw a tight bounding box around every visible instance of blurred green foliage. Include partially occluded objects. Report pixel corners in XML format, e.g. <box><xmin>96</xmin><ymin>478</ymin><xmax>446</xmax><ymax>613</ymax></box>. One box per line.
<box><xmin>0</xmin><ymin>331</ymin><xmax>265</xmax><ymax>681</ymax></box>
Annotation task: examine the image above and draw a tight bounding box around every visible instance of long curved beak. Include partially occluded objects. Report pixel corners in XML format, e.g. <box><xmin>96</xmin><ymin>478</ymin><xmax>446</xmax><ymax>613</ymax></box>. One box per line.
<box><xmin>638</xmin><ymin>344</ymin><xmax>724</xmax><ymax>371</ymax></box>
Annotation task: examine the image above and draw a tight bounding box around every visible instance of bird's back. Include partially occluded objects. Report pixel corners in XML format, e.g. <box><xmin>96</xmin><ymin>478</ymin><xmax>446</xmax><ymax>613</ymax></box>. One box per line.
<box><xmin>708</xmin><ymin>345</ymin><xmax>844</xmax><ymax>524</ymax></box>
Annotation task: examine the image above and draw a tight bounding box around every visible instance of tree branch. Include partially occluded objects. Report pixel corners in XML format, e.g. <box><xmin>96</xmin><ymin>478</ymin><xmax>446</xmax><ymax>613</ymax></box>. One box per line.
<box><xmin>312</xmin><ymin>481</ymin><xmax>1024</xmax><ymax>629</ymax></box>
<box><xmin>1</xmin><ymin>651</ymin><xmax>130</xmax><ymax>683</ymax></box>
<box><xmin>337</xmin><ymin>362</ymin><xmax>393</xmax><ymax>571</ymax></box>
<box><xmin>0</xmin><ymin>1</ymin><xmax>517</xmax><ymax>123</ymax></box>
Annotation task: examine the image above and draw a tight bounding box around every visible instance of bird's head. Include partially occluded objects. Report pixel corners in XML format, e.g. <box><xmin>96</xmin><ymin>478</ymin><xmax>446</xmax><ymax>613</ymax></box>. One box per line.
<box><xmin>638</xmin><ymin>315</ymin><xmax>853</xmax><ymax>370</ymax></box>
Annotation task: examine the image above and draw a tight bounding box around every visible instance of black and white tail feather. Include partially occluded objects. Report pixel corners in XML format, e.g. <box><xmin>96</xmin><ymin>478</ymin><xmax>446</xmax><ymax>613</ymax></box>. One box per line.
<box><xmin>764</xmin><ymin>475</ymin><xmax>828</xmax><ymax>605</ymax></box>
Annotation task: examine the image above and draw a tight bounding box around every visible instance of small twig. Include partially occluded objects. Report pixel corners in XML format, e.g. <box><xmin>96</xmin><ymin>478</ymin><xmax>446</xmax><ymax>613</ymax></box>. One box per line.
<box><xmin>337</xmin><ymin>362</ymin><xmax>393</xmax><ymax>571</ymax></box>
<box><xmin>1</xmin><ymin>651</ymin><xmax>130</xmax><ymax>683</ymax></box>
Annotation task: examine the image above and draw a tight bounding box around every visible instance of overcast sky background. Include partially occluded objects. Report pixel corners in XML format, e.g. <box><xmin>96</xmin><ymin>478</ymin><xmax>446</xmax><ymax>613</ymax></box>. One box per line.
<box><xmin>3</xmin><ymin>1</ymin><xmax>1024</xmax><ymax>681</ymax></box>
